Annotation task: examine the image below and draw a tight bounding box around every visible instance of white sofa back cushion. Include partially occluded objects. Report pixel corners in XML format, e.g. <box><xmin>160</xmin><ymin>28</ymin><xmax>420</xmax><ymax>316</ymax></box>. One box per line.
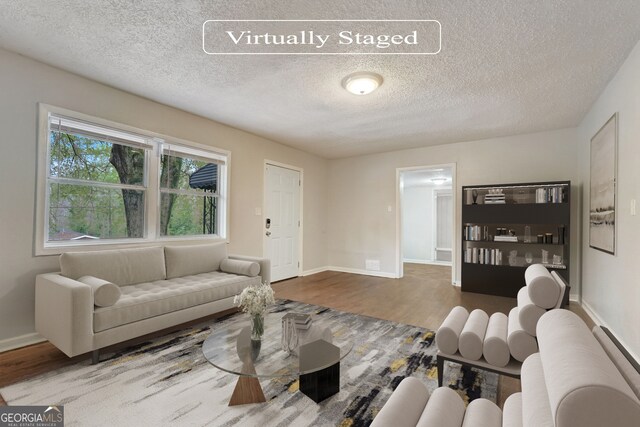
<box><xmin>164</xmin><ymin>242</ymin><xmax>228</xmax><ymax>279</ymax></box>
<box><xmin>525</xmin><ymin>264</ymin><xmax>561</xmax><ymax>309</ymax></box>
<box><xmin>60</xmin><ymin>247</ymin><xmax>166</xmax><ymax>286</ymax></box>
<box><xmin>537</xmin><ymin>310</ymin><xmax>640</xmax><ymax>427</ymax></box>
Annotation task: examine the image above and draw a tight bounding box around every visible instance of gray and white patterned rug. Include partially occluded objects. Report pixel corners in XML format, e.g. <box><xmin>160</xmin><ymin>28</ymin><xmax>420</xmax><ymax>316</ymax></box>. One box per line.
<box><xmin>1</xmin><ymin>300</ymin><xmax>497</xmax><ymax>426</ymax></box>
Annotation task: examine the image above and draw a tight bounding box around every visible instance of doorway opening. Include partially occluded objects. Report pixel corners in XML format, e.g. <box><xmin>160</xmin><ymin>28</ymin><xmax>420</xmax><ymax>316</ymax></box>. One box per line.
<box><xmin>397</xmin><ymin>164</ymin><xmax>456</xmax><ymax>283</ymax></box>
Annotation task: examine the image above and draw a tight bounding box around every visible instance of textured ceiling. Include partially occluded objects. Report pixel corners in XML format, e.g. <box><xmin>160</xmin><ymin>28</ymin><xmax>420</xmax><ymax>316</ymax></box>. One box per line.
<box><xmin>1</xmin><ymin>1</ymin><xmax>639</xmax><ymax>159</ymax></box>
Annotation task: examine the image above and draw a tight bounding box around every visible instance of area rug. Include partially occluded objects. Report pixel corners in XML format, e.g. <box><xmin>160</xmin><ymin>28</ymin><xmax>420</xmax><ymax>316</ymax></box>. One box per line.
<box><xmin>0</xmin><ymin>300</ymin><xmax>497</xmax><ymax>426</ymax></box>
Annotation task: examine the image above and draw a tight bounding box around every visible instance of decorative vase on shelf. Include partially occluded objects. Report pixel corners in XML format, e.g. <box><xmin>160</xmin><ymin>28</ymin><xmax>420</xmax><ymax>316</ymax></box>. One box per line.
<box><xmin>525</xmin><ymin>252</ymin><xmax>533</xmax><ymax>264</ymax></box>
<box><xmin>250</xmin><ymin>313</ymin><xmax>265</xmax><ymax>341</ymax></box>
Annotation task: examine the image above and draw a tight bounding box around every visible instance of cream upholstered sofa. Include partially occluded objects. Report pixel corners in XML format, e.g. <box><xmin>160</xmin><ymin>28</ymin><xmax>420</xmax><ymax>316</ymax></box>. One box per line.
<box><xmin>436</xmin><ymin>264</ymin><xmax>568</xmax><ymax>385</ymax></box>
<box><xmin>371</xmin><ymin>310</ymin><xmax>640</xmax><ymax>427</ymax></box>
<box><xmin>35</xmin><ymin>242</ymin><xmax>270</xmax><ymax>362</ymax></box>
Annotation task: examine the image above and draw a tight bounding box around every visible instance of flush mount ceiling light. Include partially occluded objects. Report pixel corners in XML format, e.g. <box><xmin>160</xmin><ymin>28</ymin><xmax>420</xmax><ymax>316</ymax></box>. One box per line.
<box><xmin>341</xmin><ymin>72</ymin><xmax>383</xmax><ymax>95</ymax></box>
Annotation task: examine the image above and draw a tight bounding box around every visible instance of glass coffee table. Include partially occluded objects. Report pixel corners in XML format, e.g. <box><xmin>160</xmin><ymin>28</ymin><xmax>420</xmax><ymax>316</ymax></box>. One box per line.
<box><xmin>202</xmin><ymin>311</ymin><xmax>353</xmax><ymax>405</ymax></box>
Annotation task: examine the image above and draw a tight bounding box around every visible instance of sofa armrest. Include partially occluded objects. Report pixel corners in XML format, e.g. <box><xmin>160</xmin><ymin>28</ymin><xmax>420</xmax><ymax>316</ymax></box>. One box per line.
<box><xmin>35</xmin><ymin>273</ymin><xmax>94</xmax><ymax>357</ymax></box>
<box><xmin>228</xmin><ymin>255</ymin><xmax>271</xmax><ymax>285</ymax></box>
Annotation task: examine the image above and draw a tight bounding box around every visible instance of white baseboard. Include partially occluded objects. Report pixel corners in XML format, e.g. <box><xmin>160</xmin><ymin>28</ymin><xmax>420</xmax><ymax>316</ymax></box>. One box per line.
<box><xmin>0</xmin><ymin>332</ymin><xmax>46</xmax><ymax>353</ymax></box>
<box><xmin>452</xmin><ymin>281</ymin><xmax>461</xmax><ymax>287</ymax></box>
<box><xmin>403</xmin><ymin>258</ymin><xmax>430</xmax><ymax>264</ymax></box>
<box><xmin>403</xmin><ymin>258</ymin><xmax>452</xmax><ymax>266</ymax></box>
<box><xmin>580</xmin><ymin>300</ymin><xmax>640</xmax><ymax>364</ymax></box>
<box><xmin>327</xmin><ymin>266</ymin><xmax>398</xmax><ymax>279</ymax></box>
<box><xmin>301</xmin><ymin>266</ymin><xmax>330</xmax><ymax>276</ymax></box>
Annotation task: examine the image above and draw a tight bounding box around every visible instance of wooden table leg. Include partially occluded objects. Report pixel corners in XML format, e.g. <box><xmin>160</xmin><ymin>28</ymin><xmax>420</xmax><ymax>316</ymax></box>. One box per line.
<box><xmin>228</xmin><ymin>359</ymin><xmax>266</xmax><ymax>406</ymax></box>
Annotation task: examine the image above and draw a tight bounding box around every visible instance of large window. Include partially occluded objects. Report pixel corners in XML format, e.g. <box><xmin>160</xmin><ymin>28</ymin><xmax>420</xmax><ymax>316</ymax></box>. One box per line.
<box><xmin>36</xmin><ymin>105</ymin><xmax>228</xmax><ymax>253</ymax></box>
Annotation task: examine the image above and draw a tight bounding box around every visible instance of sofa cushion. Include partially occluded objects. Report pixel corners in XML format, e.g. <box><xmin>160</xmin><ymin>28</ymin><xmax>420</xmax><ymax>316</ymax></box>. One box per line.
<box><xmin>517</xmin><ymin>287</ymin><xmax>546</xmax><ymax>336</ymax></box>
<box><xmin>370</xmin><ymin>377</ymin><xmax>430</xmax><ymax>427</ymax></box>
<box><xmin>93</xmin><ymin>271</ymin><xmax>259</xmax><ymax>332</ymax></box>
<box><xmin>483</xmin><ymin>312</ymin><xmax>510</xmax><ymax>368</ymax></box>
<box><xmin>525</xmin><ymin>264</ymin><xmax>560</xmax><ymax>309</ymax></box>
<box><xmin>220</xmin><ymin>258</ymin><xmax>260</xmax><ymax>277</ymax></box>
<box><xmin>164</xmin><ymin>243</ymin><xmax>228</xmax><ymax>279</ymax></box>
<box><xmin>459</xmin><ymin>309</ymin><xmax>489</xmax><ymax>361</ymax></box>
<box><xmin>416</xmin><ymin>386</ymin><xmax>466</xmax><ymax>427</ymax></box>
<box><xmin>521</xmin><ymin>354</ymin><xmax>554</xmax><ymax>427</ymax></box>
<box><xmin>537</xmin><ymin>310</ymin><xmax>640</xmax><ymax>427</ymax></box>
<box><xmin>60</xmin><ymin>247</ymin><xmax>166</xmax><ymax>286</ymax></box>
<box><xmin>460</xmin><ymin>398</ymin><xmax>502</xmax><ymax>427</ymax></box>
<box><xmin>507</xmin><ymin>307</ymin><xmax>538</xmax><ymax>363</ymax></box>
<box><xmin>78</xmin><ymin>276</ymin><xmax>121</xmax><ymax>307</ymax></box>
<box><xmin>436</xmin><ymin>306</ymin><xmax>469</xmax><ymax>355</ymax></box>
<box><xmin>502</xmin><ymin>393</ymin><xmax>523</xmax><ymax>427</ymax></box>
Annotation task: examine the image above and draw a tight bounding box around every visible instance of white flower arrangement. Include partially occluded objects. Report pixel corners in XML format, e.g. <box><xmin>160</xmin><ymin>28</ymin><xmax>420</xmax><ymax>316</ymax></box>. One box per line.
<box><xmin>234</xmin><ymin>283</ymin><xmax>275</xmax><ymax>315</ymax></box>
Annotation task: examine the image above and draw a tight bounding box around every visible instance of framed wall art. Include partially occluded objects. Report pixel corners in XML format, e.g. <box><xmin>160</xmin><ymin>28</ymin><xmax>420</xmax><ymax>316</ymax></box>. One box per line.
<box><xmin>589</xmin><ymin>113</ymin><xmax>618</xmax><ymax>255</ymax></box>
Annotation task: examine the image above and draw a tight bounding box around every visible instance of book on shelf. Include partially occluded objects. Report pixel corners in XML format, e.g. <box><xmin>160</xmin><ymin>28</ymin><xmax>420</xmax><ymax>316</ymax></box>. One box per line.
<box><xmin>464</xmin><ymin>247</ymin><xmax>503</xmax><ymax>266</ymax></box>
<box><xmin>536</xmin><ymin>186</ymin><xmax>565</xmax><ymax>203</ymax></box>
<box><xmin>494</xmin><ymin>236</ymin><xmax>518</xmax><ymax>242</ymax></box>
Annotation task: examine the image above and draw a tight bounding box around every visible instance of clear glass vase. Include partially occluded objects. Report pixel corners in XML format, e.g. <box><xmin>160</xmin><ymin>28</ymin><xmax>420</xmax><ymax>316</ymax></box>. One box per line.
<box><xmin>250</xmin><ymin>313</ymin><xmax>265</xmax><ymax>341</ymax></box>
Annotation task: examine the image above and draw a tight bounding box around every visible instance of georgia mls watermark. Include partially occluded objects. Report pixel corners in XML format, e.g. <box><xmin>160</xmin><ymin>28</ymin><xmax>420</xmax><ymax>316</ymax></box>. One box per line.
<box><xmin>0</xmin><ymin>406</ymin><xmax>64</xmax><ymax>427</ymax></box>
<box><xmin>202</xmin><ymin>20</ymin><xmax>441</xmax><ymax>55</ymax></box>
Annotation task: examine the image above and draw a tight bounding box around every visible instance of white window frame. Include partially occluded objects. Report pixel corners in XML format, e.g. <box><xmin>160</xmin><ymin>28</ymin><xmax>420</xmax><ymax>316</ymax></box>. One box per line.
<box><xmin>35</xmin><ymin>104</ymin><xmax>230</xmax><ymax>255</ymax></box>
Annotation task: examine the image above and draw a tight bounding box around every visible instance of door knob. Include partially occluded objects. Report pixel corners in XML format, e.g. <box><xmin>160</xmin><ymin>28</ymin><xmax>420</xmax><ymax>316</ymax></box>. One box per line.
<box><xmin>266</xmin><ymin>231</ymin><xmax>271</xmax><ymax>236</ymax></box>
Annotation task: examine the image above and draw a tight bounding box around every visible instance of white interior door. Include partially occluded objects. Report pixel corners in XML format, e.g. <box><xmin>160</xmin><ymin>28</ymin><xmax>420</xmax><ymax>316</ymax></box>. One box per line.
<box><xmin>264</xmin><ymin>164</ymin><xmax>300</xmax><ymax>282</ymax></box>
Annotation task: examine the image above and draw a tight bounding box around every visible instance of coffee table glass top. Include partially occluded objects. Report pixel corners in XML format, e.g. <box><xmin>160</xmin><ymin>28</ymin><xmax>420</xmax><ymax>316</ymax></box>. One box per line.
<box><xmin>202</xmin><ymin>312</ymin><xmax>353</xmax><ymax>378</ymax></box>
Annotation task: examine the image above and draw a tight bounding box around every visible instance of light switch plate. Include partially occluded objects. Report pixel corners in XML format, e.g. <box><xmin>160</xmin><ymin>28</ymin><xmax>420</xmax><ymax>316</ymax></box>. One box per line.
<box><xmin>255</xmin><ymin>207</ymin><xmax>262</xmax><ymax>216</ymax></box>
<box><xmin>631</xmin><ymin>199</ymin><xmax>637</xmax><ymax>216</ymax></box>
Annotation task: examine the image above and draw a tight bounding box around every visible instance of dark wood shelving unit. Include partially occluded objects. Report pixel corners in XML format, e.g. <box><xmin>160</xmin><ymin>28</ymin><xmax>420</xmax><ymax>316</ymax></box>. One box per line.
<box><xmin>461</xmin><ymin>181</ymin><xmax>570</xmax><ymax>298</ymax></box>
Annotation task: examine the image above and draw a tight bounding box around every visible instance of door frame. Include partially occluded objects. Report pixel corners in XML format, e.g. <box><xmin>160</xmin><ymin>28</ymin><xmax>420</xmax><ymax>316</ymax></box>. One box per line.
<box><xmin>432</xmin><ymin>188</ymin><xmax>453</xmax><ymax>265</ymax></box>
<box><xmin>396</xmin><ymin>163</ymin><xmax>457</xmax><ymax>284</ymax></box>
<box><xmin>263</xmin><ymin>160</ymin><xmax>304</xmax><ymax>279</ymax></box>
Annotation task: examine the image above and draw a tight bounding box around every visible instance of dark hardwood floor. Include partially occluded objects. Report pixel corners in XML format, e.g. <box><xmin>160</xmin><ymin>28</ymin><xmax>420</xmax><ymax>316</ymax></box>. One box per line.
<box><xmin>0</xmin><ymin>263</ymin><xmax>593</xmax><ymax>407</ymax></box>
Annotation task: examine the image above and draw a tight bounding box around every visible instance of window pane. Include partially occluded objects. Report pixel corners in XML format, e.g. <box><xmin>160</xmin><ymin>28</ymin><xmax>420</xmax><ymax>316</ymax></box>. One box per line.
<box><xmin>160</xmin><ymin>193</ymin><xmax>217</xmax><ymax>236</ymax></box>
<box><xmin>48</xmin><ymin>183</ymin><xmax>145</xmax><ymax>240</ymax></box>
<box><xmin>49</xmin><ymin>130</ymin><xmax>145</xmax><ymax>185</ymax></box>
<box><xmin>160</xmin><ymin>154</ymin><xmax>218</xmax><ymax>193</ymax></box>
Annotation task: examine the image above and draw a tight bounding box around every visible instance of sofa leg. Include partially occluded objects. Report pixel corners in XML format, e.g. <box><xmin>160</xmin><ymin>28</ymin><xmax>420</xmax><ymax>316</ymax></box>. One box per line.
<box><xmin>437</xmin><ymin>354</ymin><xmax>444</xmax><ymax>387</ymax></box>
<box><xmin>91</xmin><ymin>349</ymin><xmax>100</xmax><ymax>365</ymax></box>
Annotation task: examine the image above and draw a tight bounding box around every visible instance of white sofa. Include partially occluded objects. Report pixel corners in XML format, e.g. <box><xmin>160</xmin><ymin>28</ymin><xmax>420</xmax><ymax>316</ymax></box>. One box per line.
<box><xmin>436</xmin><ymin>264</ymin><xmax>567</xmax><ymax>385</ymax></box>
<box><xmin>35</xmin><ymin>242</ymin><xmax>270</xmax><ymax>362</ymax></box>
<box><xmin>371</xmin><ymin>310</ymin><xmax>640</xmax><ymax>427</ymax></box>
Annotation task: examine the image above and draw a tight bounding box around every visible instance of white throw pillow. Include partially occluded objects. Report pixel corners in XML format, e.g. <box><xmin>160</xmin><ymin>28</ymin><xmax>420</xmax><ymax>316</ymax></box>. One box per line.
<box><xmin>78</xmin><ymin>276</ymin><xmax>122</xmax><ymax>307</ymax></box>
<box><xmin>220</xmin><ymin>259</ymin><xmax>260</xmax><ymax>277</ymax></box>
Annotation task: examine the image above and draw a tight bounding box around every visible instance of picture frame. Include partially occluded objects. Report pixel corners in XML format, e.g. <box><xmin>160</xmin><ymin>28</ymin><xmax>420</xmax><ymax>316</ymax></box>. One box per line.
<box><xmin>589</xmin><ymin>113</ymin><xmax>618</xmax><ymax>255</ymax></box>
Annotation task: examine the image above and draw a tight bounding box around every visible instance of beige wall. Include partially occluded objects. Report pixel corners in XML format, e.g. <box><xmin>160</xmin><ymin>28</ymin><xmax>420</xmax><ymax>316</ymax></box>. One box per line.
<box><xmin>327</xmin><ymin>128</ymin><xmax>581</xmax><ymax>294</ymax></box>
<box><xmin>577</xmin><ymin>39</ymin><xmax>640</xmax><ymax>359</ymax></box>
<box><xmin>0</xmin><ymin>48</ymin><xmax>328</xmax><ymax>345</ymax></box>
